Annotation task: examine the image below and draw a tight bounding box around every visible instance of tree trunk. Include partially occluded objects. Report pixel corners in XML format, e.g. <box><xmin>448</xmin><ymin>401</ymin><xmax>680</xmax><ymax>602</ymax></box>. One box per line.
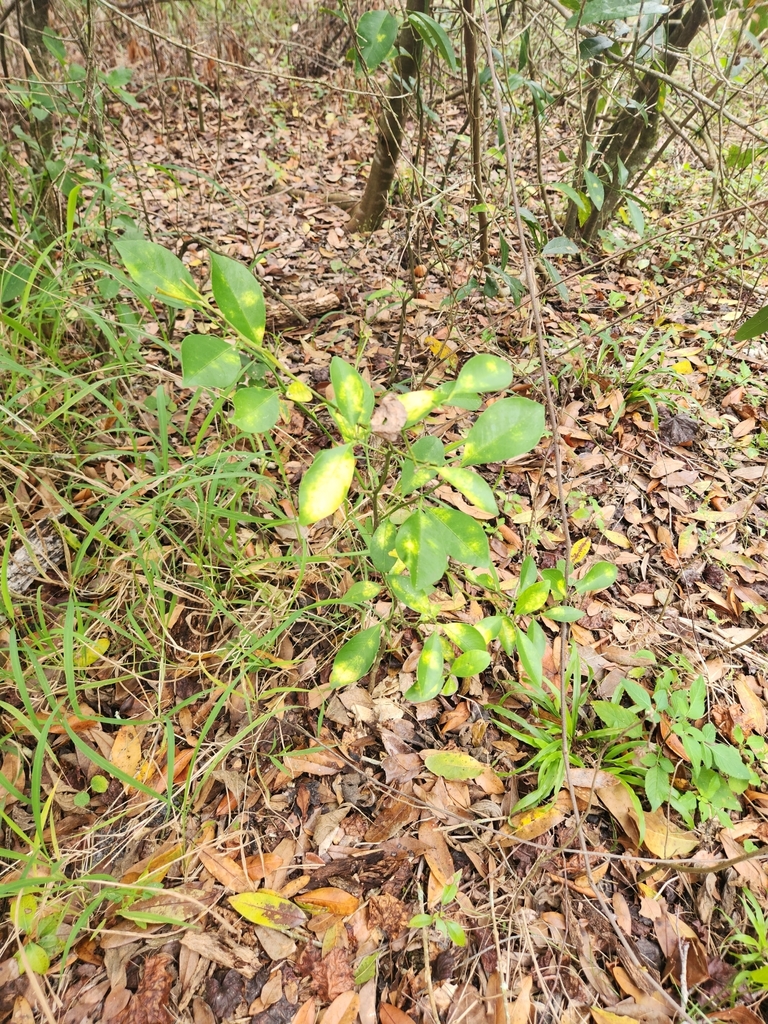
<box><xmin>346</xmin><ymin>0</ymin><xmax>427</xmax><ymax>233</ymax></box>
<box><xmin>577</xmin><ymin>0</ymin><xmax>713</xmax><ymax>243</ymax></box>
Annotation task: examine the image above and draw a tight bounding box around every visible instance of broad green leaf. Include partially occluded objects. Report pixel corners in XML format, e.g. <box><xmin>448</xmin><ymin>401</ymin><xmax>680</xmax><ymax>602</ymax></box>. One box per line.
<box><xmin>519</xmin><ymin>555</ymin><xmax>538</xmax><ymax>592</ymax></box>
<box><xmin>409</xmin><ymin>913</ymin><xmax>433</xmax><ymax>928</ymax></box>
<box><xmin>354</xmin><ymin>952</ymin><xmax>380</xmax><ymax>985</ymax></box>
<box><xmin>286</xmin><ymin>380</ymin><xmax>313</xmax><ymax>403</ymax></box>
<box><xmin>412</xmin><ymin>435</ymin><xmax>445</xmax><ymax>465</ymax></box>
<box><xmin>583</xmin><ymin>169</ymin><xmax>605</xmax><ymax>211</ymax></box>
<box><xmin>573</xmin><ymin>561</ymin><xmax>618</xmax><ymax>593</ymax></box>
<box><xmin>710</xmin><ymin>743</ymin><xmax>751</xmax><ymax>780</ymax></box>
<box><xmin>437</xmin><ymin>466</ymin><xmax>498</xmax><ymax>515</ymax></box>
<box><xmin>298</xmin><ymin>445</ymin><xmax>356</xmax><ymax>525</ymax></box>
<box><xmin>515</xmin><ymin>580</ymin><xmax>551</xmax><ymax>615</ymax></box>
<box><xmin>387</xmin><ymin>573</ymin><xmax>435</xmax><ymax>615</ymax></box>
<box><xmin>401</xmin><ymin>460</ymin><xmax>438</xmax><ymax>494</ymax></box>
<box><xmin>405</xmin><ymin>631</ymin><xmax>445</xmax><ymax>702</ymax></box>
<box><xmin>499</xmin><ymin>615</ymin><xmax>516</xmax><ymax>655</ymax></box>
<box><xmin>357</xmin><ymin>9</ymin><xmax>399</xmax><ymax>70</ymax></box>
<box><xmin>626</xmin><ymin>197</ymin><xmax>645</xmax><ymax>236</ymax></box>
<box><xmin>425</xmin><ymin>751</ymin><xmax>486</xmax><ymax>780</ymax></box>
<box><xmin>568</xmin><ymin>0</ymin><xmax>668</xmax><ymax>22</ymax></box>
<box><xmin>461</xmin><ymin>397</ymin><xmax>545</xmax><ymax>466</ymax></box>
<box><xmin>398</xmin><ymin>389</ymin><xmax>440</xmax><ymax>426</ymax></box>
<box><xmin>735</xmin><ymin>304</ymin><xmax>768</xmax><ymax>342</ymax></box>
<box><xmin>475</xmin><ymin>616</ymin><xmax>502</xmax><ymax>643</ymax></box>
<box><xmin>426</xmin><ymin>507</ymin><xmax>490</xmax><ymax>568</ymax></box>
<box><xmin>645</xmin><ymin>764</ymin><xmax>669</xmax><ymax>810</ymax></box>
<box><xmin>181</xmin><ymin>335</ymin><xmax>241</xmax><ymax>389</ymax></box>
<box><xmin>370</xmin><ymin>519</ymin><xmax>398</xmax><ymax>573</ymax></box>
<box><xmin>116</xmin><ymin>240</ymin><xmax>201</xmax><ymax>309</ymax></box>
<box><xmin>231</xmin><ymin>387</ymin><xmax>280</xmax><ymax>433</ymax></box>
<box><xmin>544</xmin><ymin>606</ymin><xmax>584</xmax><ymax>622</ymax></box>
<box><xmin>515</xmin><ymin>621</ymin><xmax>545</xmax><ymax>687</ymax></box>
<box><xmin>210</xmin><ymin>252</ymin><xmax>266</xmax><ymax>346</ymax></box>
<box><xmin>408</xmin><ymin>11</ymin><xmax>458</xmax><ymax>71</ymax></box>
<box><xmin>579</xmin><ymin>33</ymin><xmax>614</xmax><ymax>57</ymax></box>
<box><xmin>442</xmin><ymin>623</ymin><xmax>486</xmax><ymax>652</ymax></box>
<box><xmin>592</xmin><ymin>701</ymin><xmax>642</xmax><ymax>731</ymax></box>
<box><xmin>550</xmin><ymin>181</ymin><xmax>588</xmax><ymax>215</ymax></box>
<box><xmin>396</xmin><ymin>511</ymin><xmax>448</xmax><ymax>590</ymax></box>
<box><xmin>331</xmin><ymin>356</ymin><xmax>375</xmax><ymax>428</ymax></box>
<box><xmin>228</xmin><ymin>891</ymin><xmax>307</xmax><ymax>931</ymax></box>
<box><xmin>16</xmin><ymin>941</ymin><xmax>50</xmax><ymax>975</ymax></box>
<box><xmin>340</xmin><ymin>581</ymin><xmax>381</xmax><ymax>606</ymax></box>
<box><xmin>451</xmin><ymin>649</ymin><xmax>491</xmax><ymax>677</ymax></box>
<box><xmin>329</xmin><ymin>625</ymin><xmax>382</xmax><ymax>686</ymax></box>
<box><xmin>455</xmin><ymin>355</ymin><xmax>512</xmax><ymax>394</ymax></box>
<box><xmin>542</xmin><ymin>236</ymin><xmax>580</xmax><ymax>256</ymax></box>
<box><xmin>444</xmin><ymin>918</ymin><xmax>467</xmax><ymax>946</ymax></box>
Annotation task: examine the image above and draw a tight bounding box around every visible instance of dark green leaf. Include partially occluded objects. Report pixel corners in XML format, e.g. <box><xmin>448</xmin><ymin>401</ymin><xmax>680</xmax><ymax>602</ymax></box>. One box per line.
<box><xmin>456</xmin><ymin>354</ymin><xmax>513</xmax><ymax>393</ymax></box>
<box><xmin>408</xmin><ymin>11</ymin><xmax>458</xmax><ymax>71</ymax></box>
<box><xmin>357</xmin><ymin>10</ymin><xmax>399</xmax><ymax>70</ymax></box>
<box><xmin>396</xmin><ymin>511</ymin><xmax>448</xmax><ymax>590</ymax></box>
<box><xmin>210</xmin><ymin>253</ymin><xmax>266</xmax><ymax>346</ymax></box>
<box><xmin>329</xmin><ymin>625</ymin><xmax>382</xmax><ymax>687</ymax></box>
<box><xmin>461</xmin><ymin>397</ymin><xmax>545</xmax><ymax>466</ymax></box>
<box><xmin>405</xmin><ymin>631</ymin><xmax>445</xmax><ymax>702</ymax></box>
<box><xmin>331</xmin><ymin>356</ymin><xmax>375</xmax><ymax>428</ymax></box>
<box><xmin>181</xmin><ymin>335</ymin><xmax>241</xmax><ymax>389</ymax></box>
<box><xmin>231</xmin><ymin>387</ymin><xmax>280</xmax><ymax>433</ymax></box>
<box><xmin>370</xmin><ymin>520</ymin><xmax>398</xmax><ymax>573</ymax></box>
<box><xmin>451</xmin><ymin>649</ymin><xmax>491</xmax><ymax>677</ymax></box>
<box><xmin>735</xmin><ymin>304</ymin><xmax>768</xmax><ymax>342</ymax></box>
<box><xmin>427</xmin><ymin>507</ymin><xmax>490</xmax><ymax>567</ymax></box>
<box><xmin>116</xmin><ymin>240</ymin><xmax>201</xmax><ymax>309</ymax></box>
<box><xmin>573</xmin><ymin>561</ymin><xmax>618</xmax><ymax>593</ymax></box>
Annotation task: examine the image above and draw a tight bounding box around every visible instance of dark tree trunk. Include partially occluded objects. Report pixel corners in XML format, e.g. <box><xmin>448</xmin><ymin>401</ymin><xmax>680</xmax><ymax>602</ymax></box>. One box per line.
<box><xmin>346</xmin><ymin>0</ymin><xmax>427</xmax><ymax>233</ymax></box>
<box><xmin>576</xmin><ymin>0</ymin><xmax>713</xmax><ymax>242</ymax></box>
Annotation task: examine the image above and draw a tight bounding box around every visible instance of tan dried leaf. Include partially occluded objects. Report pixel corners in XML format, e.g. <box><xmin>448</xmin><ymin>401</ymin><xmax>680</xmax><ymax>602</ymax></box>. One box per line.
<box><xmin>323</xmin><ymin>990</ymin><xmax>359</xmax><ymax>1024</ymax></box>
<box><xmin>112</xmin><ymin>954</ymin><xmax>174</xmax><ymax>1024</ymax></box>
<box><xmin>198</xmin><ymin>848</ymin><xmax>252</xmax><ymax>892</ymax></box>
<box><xmin>300</xmin><ymin>887</ymin><xmax>359</xmax><ymax>917</ymax></box>
<box><xmin>509</xmin><ymin>976</ymin><xmax>532</xmax><ymax>1024</ymax></box>
<box><xmin>734</xmin><ymin>677</ymin><xmax>767</xmax><ymax>735</ymax></box>
<box><xmin>380</xmin><ymin>1004</ymin><xmax>416</xmax><ymax>1024</ymax></box>
<box><xmin>293</xmin><ymin>997</ymin><xmax>317</xmax><ymax>1024</ymax></box>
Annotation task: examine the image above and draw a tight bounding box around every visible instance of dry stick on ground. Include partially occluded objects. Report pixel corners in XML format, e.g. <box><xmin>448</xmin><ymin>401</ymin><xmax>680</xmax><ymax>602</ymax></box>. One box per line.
<box><xmin>477</xmin><ymin>8</ymin><xmax>707</xmax><ymax>1023</ymax></box>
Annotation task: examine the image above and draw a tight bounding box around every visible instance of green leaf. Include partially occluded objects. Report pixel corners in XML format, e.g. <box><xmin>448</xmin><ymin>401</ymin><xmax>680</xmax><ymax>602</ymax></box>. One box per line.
<box><xmin>515</xmin><ymin>580</ymin><xmax>551</xmax><ymax>615</ymax></box>
<box><xmin>475</xmin><ymin>616</ymin><xmax>502</xmax><ymax>643</ymax></box>
<box><xmin>401</xmin><ymin>460</ymin><xmax>437</xmax><ymax>494</ymax></box>
<box><xmin>412</xmin><ymin>436</ymin><xmax>445</xmax><ymax>465</ymax></box>
<box><xmin>451</xmin><ymin>649</ymin><xmax>491</xmax><ymax>677</ymax></box>
<box><xmin>405</xmin><ymin>631</ymin><xmax>445</xmax><ymax>702</ymax></box>
<box><xmin>387</xmin><ymin>573</ymin><xmax>435</xmax><ymax>615</ymax></box>
<box><xmin>568</xmin><ymin>0</ymin><xmax>668</xmax><ymax>23</ymax></box>
<box><xmin>427</xmin><ymin>507</ymin><xmax>491</xmax><ymax>567</ymax></box>
<box><xmin>354</xmin><ymin>952</ymin><xmax>380</xmax><ymax>985</ymax></box>
<box><xmin>228</xmin><ymin>891</ymin><xmax>307</xmax><ymax>931</ymax></box>
<box><xmin>210</xmin><ymin>252</ymin><xmax>266</xmax><ymax>346</ymax></box>
<box><xmin>519</xmin><ymin>555</ymin><xmax>538</xmax><ymax>592</ymax></box>
<box><xmin>357</xmin><ymin>10</ymin><xmax>399</xmax><ymax>70</ymax></box>
<box><xmin>181</xmin><ymin>335</ymin><xmax>241</xmax><ymax>389</ymax></box>
<box><xmin>455</xmin><ymin>354</ymin><xmax>513</xmax><ymax>393</ymax></box>
<box><xmin>645</xmin><ymin>763</ymin><xmax>669</xmax><ymax>810</ymax></box>
<box><xmin>626</xmin><ymin>197</ymin><xmax>645</xmax><ymax>236</ymax></box>
<box><xmin>550</xmin><ymin>181</ymin><xmax>588</xmax><ymax>215</ymax></box>
<box><xmin>710</xmin><ymin>743</ymin><xmax>751</xmax><ymax>781</ymax></box>
<box><xmin>16</xmin><ymin>942</ymin><xmax>50</xmax><ymax>975</ymax></box>
<box><xmin>331</xmin><ymin>356</ymin><xmax>375</xmax><ymax>429</ymax></box>
<box><xmin>407</xmin><ymin>11</ymin><xmax>458</xmax><ymax>71</ymax></box>
<box><xmin>329</xmin><ymin>625</ymin><xmax>382</xmax><ymax>687</ymax></box>
<box><xmin>442</xmin><ymin>623</ymin><xmax>487</xmax><ymax>652</ymax></box>
<box><xmin>437</xmin><ymin>466</ymin><xmax>498</xmax><ymax>515</ymax></box>
<box><xmin>73</xmin><ymin>791</ymin><xmax>90</xmax><ymax>807</ymax></box>
<box><xmin>398</xmin><ymin>389</ymin><xmax>440</xmax><ymax>426</ymax></box>
<box><xmin>735</xmin><ymin>304</ymin><xmax>768</xmax><ymax>342</ymax></box>
<box><xmin>286</xmin><ymin>380</ymin><xmax>314</xmax><ymax>403</ymax></box>
<box><xmin>340</xmin><ymin>581</ymin><xmax>381</xmax><ymax>606</ymax></box>
<box><xmin>370</xmin><ymin>519</ymin><xmax>398</xmax><ymax>573</ymax></box>
<box><xmin>592</xmin><ymin>701</ymin><xmax>642</xmax><ymax>732</ymax></box>
<box><xmin>579</xmin><ymin>34</ymin><xmax>614</xmax><ymax>57</ymax></box>
<box><xmin>115</xmin><ymin>240</ymin><xmax>202</xmax><ymax>309</ymax></box>
<box><xmin>444</xmin><ymin>918</ymin><xmax>467</xmax><ymax>947</ymax></box>
<box><xmin>298</xmin><ymin>445</ymin><xmax>356</xmax><ymax>525</ymax></box>
<box><xmin>515</xmin><ymin>621</ymin><xmax>545</xmax><ymax>687</ymax></box>
<box><xmin>91</xmin><ymin>774</ymin><xmax>109</xmax><ymax>793</ymax></box>
<box><xmin>461</xmin><ymin>397</ymin><xmax>545</xmax><ymax>466</ymax></box>
<box><xmin>396</xmin><ymin>511</ymin><xmax>448</xmax><ymax>590</ymax></box>
<box><xmin>425</xmin><ymin>751</ymin><xmax>486</xmax><ymax>780</ymax></box>
<box><xmin>542</xmin><ymin>236</ymin><xmax>580</xmax><ymax>256</ymax></box>
<box><xmin>583</xmin><ymin>169</ymin><xmax>605</xmax><ymax>211</ymax></box>
<box><xmin>231</xmin><ymin>387</ymin><xmax>280</xmax><ymax>433</ymax></box>
<box><xmin>409</xmin><ymin>913</ymin><xmax>433</xmax><ymax>928</ymax></box>
<box><xmin>544</xmin><ymin>606</ymin><xmax>584</xmax><ymax>622</ymax></box>
<box><xmin>573</xmin><ymin>561</ymin><xmax>618</xmax><ymax>593</ymax></box>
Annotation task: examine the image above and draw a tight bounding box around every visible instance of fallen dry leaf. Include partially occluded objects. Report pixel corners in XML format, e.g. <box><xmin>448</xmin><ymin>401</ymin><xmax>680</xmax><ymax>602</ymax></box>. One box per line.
<box><xmin>299</xmin><ymin>887</ymin><xmax>359</xmax><ymax>916</ymax></box>
<box><xmin>293</xmin><ymin>997</ymin><xmax>316</xmax><ymax>1024</ymax></box>
<box><xmin>322</xmin><ymin>990</ymin><xmax>359</xmax><ymax>1024</ymax></box>
<box><xmin>633</xmin><ymin>808</ymin><xmax>699</xmax><ymax>858</ymax></box>
<box><xmin>509</xmin><ymin>976</ymin><xmax>532</xmax><ymax>1024</ymax></box>
<box><xmin>111</xmin><ymin>953</ymin><xmax>174</xmax><ymax>1024</ymax></box>
<box><xmin>380</xmin><ymin>1005</ymin><xmax>416</xmax><ymax>1024</ymax></box>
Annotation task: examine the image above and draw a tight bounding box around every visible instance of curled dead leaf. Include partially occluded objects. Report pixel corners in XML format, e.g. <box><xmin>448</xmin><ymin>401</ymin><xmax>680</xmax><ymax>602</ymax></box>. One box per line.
<box><xmin>298</xmin><ymin>887</ymin><xmax>359</xmax><ymax>916</ymax></box>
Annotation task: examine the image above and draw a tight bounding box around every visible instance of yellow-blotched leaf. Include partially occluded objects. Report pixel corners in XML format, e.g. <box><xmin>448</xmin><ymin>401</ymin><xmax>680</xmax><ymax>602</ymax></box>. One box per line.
<box><xmin>297</xmin><ymin>887</ymin><xmax>360</xmax><ymax>916</ymax></box>
<box><xmin>671</xmin><ymin>359</ymin><xmax>693</xmax><ymax>374</ymax></box>
<box><xmin>73</xmin><ymin>636</ymin><xmax>110</xmax><ymax>667</ymax></box>
<box><xmin>424</xmin><ymin>751</ymin><xmax>485</xmax><ymax>780</ymax></box>
<box><xmin>228</xmin><ymin>890</ymin><xmax>307</xmax><ymax>931</ymax></box>
<box><xmin>570</xmin><ymin>537</ymin><xmax>591</xmax><ymax>565</ymax></box>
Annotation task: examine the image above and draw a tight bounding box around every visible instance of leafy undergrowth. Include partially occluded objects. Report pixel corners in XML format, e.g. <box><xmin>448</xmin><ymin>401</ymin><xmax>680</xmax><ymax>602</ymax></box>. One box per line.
<box><xmin>3</xmin><ymin>17</ymin><xmax>768</xmax><ymax>1024</ymax></box>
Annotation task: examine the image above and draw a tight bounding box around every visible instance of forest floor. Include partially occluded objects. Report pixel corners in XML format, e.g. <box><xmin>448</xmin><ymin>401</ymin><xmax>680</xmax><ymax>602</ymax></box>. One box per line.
<box><xmin>2</xmin><ymin>9</ymin><xmax>768</xmax><ymax>1024</ymax></box>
